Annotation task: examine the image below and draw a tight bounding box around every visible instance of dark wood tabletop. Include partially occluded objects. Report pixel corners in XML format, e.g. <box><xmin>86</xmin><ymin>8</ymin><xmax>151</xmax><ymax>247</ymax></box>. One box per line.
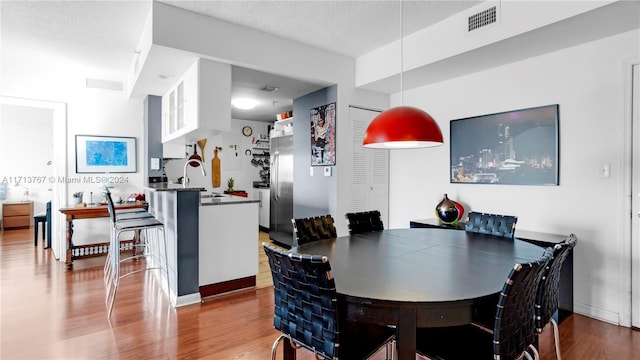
<box><xmin>292</xmin><ymin>228</ymin><xmax>547</xmax><ymax>360</ymax></box>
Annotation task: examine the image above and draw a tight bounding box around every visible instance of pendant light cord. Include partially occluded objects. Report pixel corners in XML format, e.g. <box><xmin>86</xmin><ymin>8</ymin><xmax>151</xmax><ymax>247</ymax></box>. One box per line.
<box><xmin>400</xmin><ymin>0</ymin><xmax>404</xmax><ymax>106</ymax></box>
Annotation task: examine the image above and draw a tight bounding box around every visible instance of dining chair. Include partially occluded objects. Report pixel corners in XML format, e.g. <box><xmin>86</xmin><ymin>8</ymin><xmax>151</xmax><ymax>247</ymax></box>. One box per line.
<box><xmin>465</xmin><ymin>211</ymin><xmax>518</xmax><ymax>239</ymax></box>
<box><xmin>263</xmin><ymin>243</ymin><xmax>395</xmax><ymax>360</ymax></box>
<box><xmin>345</xmin><ymin>210</ymin><xmax>384</xmax><ymax>235</ymax></box>
<box><xmin>535</xmin><ymin>234</ymin><xmax>577</xmax><ymax>360</ymax></box>
<box><xmin>103</xmin><ymin>189</ymin><xmax>169</xmax><ymax>317</ymax></box>
<box><xmin>416</xmin><ymin>247</ymin><xmax>554</xmax><ymax>360</ymax></box>
<box><xmin>292</xmin><ymin>214</ymin><xmax>337</xmax><ymax>246</ymax></box>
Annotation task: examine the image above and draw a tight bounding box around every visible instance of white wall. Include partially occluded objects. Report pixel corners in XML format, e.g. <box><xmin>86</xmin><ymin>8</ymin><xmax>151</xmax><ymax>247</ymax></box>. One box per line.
<box><xmin>163</xmin><ymin>119</ymin><xmax>271</xmax><ymax>195</ymax></box>
<box><xmin>1</xmin><ymin>39</ymin><xmax>145</xmax><ymax>249</ymax></box>
<box><xmin>389</xmin><ymin>29</ymin><xmax>640</xmax><ymax>325</ymax></box>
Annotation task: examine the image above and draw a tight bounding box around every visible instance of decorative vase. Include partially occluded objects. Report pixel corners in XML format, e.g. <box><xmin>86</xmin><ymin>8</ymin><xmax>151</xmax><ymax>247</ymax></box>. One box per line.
<box><xmin>73</xmin><ymin>197</ymin><xmax>82</xmax><ymax>205</ymax></box>
<box><xmin>435</xmin><ymin>194</ymin><xmax>459</xmax><ymax>225</ymax></box>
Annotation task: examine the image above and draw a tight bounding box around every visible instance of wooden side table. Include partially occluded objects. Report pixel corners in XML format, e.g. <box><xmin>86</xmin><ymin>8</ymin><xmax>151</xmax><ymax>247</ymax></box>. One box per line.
<box><xmin>409</xmin><ymin>218</ymin><xmax>465</xmax><ymax>230</ymax></box>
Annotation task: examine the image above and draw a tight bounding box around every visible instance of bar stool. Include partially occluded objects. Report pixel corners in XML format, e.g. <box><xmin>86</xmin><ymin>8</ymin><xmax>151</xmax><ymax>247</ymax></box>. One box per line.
<box><xmin>103</xmin><ymin>190</ymin><xmax>169</xmax><ymax>317</ymax></box>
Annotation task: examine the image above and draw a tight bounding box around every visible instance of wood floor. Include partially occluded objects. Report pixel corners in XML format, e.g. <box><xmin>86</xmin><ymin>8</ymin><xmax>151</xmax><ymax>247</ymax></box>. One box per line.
<box><xmin>1</xmin><ymin>227</ymin><xmax>639</xmax><ymax>359</ymax></box>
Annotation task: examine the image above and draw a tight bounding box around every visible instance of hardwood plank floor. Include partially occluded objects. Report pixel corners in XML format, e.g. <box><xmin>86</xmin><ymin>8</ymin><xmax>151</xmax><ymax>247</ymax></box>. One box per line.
<box><xmin>1</xmin><ymin>227</ymin><xmax>638</xmax><ymax>359</ymax></box>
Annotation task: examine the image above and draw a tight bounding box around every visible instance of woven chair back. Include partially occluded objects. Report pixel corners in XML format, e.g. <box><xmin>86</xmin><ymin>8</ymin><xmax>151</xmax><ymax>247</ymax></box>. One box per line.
<box><xmin>535</xmin><ymin>234</ymin><xmax>577</xmax><ymax>331</ymax></box>
<box><xmin>493</xmin><ymin>247</ymin><xmax>553</xmax><ymax>359</ymax></box>
<box><xmin>465</xmin><ymin>211</ymin><xmax>518</xmax><ymax>238</ymax></box>
<box><xmin>345</xmin><ymin>210</ymin><xmax>384</xmax><ymax>235</ymax></box>
<box><xmin>263</xmin><ymin>243</ymin><xmax>340</xmax><ymax>359</ymax></box>
<box><xmin>292</xmin><ymin>215</ymin><xmax>337</xmax><ymax>245</ymax></box>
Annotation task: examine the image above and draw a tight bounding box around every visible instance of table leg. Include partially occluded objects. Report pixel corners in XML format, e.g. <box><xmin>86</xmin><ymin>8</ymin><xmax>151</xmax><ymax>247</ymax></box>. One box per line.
<box><xmin>283</xmin><ymin>337</ymin><xmax>296</xmax><ymax>360</ymax></box>
<box><xmin>65</xmin><ymin>217</ymin><xmax>74</xmax><ymax>270</ymax></box>
<box><xmin>396</xmin><ymin>308</ymin><xmax>417</xmax><ymax>360</ymax></box>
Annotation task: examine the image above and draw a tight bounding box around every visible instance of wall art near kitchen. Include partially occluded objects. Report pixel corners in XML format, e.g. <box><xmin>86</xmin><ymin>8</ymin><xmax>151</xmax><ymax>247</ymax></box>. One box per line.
<box><xmin>75</xmin><ymin>135</ymin><xmax>137</xmax><ymax>173</ymax></box>
<box><xmin>450</xmin><ymin>104</ymin><xmax>559</xmax><ymax>185</ymax></box>
<box><xmin>310</xmin><ymin>102</ymin><xmax>336</xmax><ymax>166</ymax></box>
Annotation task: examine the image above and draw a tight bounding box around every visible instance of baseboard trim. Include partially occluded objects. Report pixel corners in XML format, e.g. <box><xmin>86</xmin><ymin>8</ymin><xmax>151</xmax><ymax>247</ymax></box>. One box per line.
<box><xmin>171</xmin><ymin>292</ymin><xmax>202</xmax><ymax>308</ymax></box>
<box><xmin>574</xmin><ymin>303</ymin><xmax>621</xmax><ymax>326</ymax></box>
<box><xmin>200</xmin><ymin>276</ymin><xmax>256</xmax><ymax>298</ymax></box>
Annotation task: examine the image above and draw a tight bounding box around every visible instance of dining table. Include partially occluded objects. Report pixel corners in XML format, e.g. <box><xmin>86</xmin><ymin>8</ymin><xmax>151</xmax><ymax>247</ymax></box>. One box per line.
<box><xmin>288</xmin><ymin>228</ymin><xmax>547</xmax><ymax>360</ymax></box>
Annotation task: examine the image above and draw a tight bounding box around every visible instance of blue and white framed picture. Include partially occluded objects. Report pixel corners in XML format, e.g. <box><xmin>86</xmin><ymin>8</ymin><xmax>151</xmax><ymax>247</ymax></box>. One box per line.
<box><xmin>75</xmin><ymin>135</ymin><xmax>137</xmax><ymax>173</ymax></box>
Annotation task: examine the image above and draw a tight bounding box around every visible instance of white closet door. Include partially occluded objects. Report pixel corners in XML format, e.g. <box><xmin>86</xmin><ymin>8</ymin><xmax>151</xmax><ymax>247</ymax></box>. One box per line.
<box><xmin>349</xmin><ymin>107</ymin><xmax>389</xmax><ymax>227</ymax></box>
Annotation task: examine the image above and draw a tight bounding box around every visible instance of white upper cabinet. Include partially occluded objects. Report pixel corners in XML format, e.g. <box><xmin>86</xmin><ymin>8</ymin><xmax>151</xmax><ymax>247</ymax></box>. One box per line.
<box><xmin>162</xmin><ymin>58</ymin><xmax>231</xmax><ymax>143</ymax></box>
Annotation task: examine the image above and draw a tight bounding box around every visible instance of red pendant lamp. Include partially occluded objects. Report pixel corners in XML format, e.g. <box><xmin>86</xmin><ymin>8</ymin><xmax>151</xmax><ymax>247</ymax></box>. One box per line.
<box><xmin>363</xmin><ymin>106</ymin><xmax>443</xmax><ymax>148</ymax></box>
<box><xmin>363</xmin><ymin>1</ymin><xmax>444</xmax><ymax>149</ymax></box>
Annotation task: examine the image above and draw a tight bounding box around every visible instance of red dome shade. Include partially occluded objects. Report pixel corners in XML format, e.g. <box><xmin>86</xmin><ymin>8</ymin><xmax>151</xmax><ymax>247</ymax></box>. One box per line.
<box><xmin>363</xmin><ymin>106</ymin><xmax>444</xmax><ymax>149</ymax></box>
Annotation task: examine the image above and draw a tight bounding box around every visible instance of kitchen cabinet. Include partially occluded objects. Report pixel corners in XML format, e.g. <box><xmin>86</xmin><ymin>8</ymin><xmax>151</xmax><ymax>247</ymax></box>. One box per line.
<box><xmin>2</xmin><ymin>201</ymin><xmax>33</xmax><ymax>229</ymax></box>
<box><xmin>257</xmin><ymin>188</ymin><xmax>270</xmax><ymax>230</ymax></box>
<box><xmin>162</xmin><ymin>58</ymin><xmax>231</xmax><ymax>143</ymax></box>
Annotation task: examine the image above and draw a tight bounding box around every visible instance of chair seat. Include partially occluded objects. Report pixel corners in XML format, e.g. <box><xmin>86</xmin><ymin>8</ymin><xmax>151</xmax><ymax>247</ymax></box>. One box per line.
<box><xmin>417</xmin><ymin>325</ymin><xmax>493</xmax><ymax>359</ymax></box>
<box><xmin>114</xmin><ymin>218</ymin><xmax>163</xmax><ymax>231</ymax></box>
<box><xmin>115</xmin><ymin>208</ymin><xmax>148</xmax><ymax>214</ymax></box>
<box><xmin>115</xmin><ymin>212</ymin><xmax>154</xmax><ymax>221</ymax></box>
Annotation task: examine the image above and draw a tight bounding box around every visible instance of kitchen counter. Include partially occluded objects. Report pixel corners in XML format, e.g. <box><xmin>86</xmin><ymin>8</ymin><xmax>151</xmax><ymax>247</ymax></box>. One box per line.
<box><xmin>200</xmin><ymin>193</ymin><xmax>259</xmax><ymax>206</ymax></box>
<box><xmin>145</xmin><ymin>182</ymin><xmax>205</xmax><ymax>192</ymax></box>
<box><xmin>143</xmin><ymin>184</ymin><xmax>259</xmax><ymax>307</ymax></box>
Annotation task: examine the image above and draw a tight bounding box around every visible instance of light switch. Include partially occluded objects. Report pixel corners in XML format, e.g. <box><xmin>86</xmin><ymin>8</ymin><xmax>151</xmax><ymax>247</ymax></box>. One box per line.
<box><xmin>599</xmin><ymin>163</ymin><xmax>610</xmax><ymax>178</ymax></box>
<box><xmin>324</xmin><ymin>167</ymin><xmax>332</xmax><ymax>176</ymax></box>
<box><xmin>310</xmin><ymin>167</ymin><xmax>314</xmax><ymax>176</ymax></box>
<box><xmin>151</xmin><ymin>158</ymin><xmax>160</xmax><ymax>170</ymax></box>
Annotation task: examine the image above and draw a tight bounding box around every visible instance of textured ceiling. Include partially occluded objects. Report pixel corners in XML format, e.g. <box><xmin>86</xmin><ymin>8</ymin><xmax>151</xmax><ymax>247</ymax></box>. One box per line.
<box><xmin>1</xmin><ymin>0</ymin><xmax>481</xmax><ymax>121</ymax></box>
<box><xmin>160</xmin><ymin>0</ymin><xmax>481</xmax><ymax>57</ymax></box>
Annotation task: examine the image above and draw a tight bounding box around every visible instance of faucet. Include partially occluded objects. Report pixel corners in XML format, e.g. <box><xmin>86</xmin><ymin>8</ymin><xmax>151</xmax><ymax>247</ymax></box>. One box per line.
<box><xmin>183</xmin><ymin>159</ymin><xmax>206</xmax><ymax>187</ymax></box>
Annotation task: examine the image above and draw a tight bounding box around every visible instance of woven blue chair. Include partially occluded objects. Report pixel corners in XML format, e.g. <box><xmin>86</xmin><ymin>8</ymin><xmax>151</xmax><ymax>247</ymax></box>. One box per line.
<box><xmin>416</xmin><ymin>247</ymin><xmax>554</xmax><ymax>360</ymax></box>
<box><xmin>263</xmin><ymin>243</ymin><xmax>394</xmax><ymax>359</ymax></box>
<box><xmin>292</xmin><ymin>214</ymin><xmax>337</xmax><ymax>246</ymax></box>
<box><xmin>465</xmin><ymin>211</ymin><xmax>518</xmax><ymax>239</ymax></box>
<box><xmin>345</xmin><ymin>210</ymin><xmax>384</xmax><ymax>235</ymax></box>
<box><xmin>535</xmin><ymin>234</ymin><xmax>577</xmax><ymax>360</ymax></box>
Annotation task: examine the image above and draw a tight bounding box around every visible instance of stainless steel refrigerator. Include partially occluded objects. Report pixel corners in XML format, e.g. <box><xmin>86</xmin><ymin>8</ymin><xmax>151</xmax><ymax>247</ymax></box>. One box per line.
<box><xmin>269</xmin><ymin>134</ymin><xmax>294</xmax><ymax>246</ymax></box>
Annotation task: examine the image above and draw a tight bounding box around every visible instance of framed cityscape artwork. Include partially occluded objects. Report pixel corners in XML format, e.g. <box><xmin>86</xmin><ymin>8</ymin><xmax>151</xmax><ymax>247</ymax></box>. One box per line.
<box><xmin>450</xmin><ymin>104</ymin><xmax>559</xmax><ymax>185</ymax></box>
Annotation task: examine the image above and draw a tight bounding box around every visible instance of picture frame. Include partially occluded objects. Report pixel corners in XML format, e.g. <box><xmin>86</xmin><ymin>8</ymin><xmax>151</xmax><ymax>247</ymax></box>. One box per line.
<box><xmin>310</xmin><ymin>102</ymin><xmax>336</xmax><ymax>166</ymax></box>
<box><xmin>450</xmin><ymin>104</ymin><xmax>559</xmax><ymax>185</ymax></box>
<box><xmin>75</xmin><ymin>135</ymin><xmax>137</xmax><ymax>173</ymax></box>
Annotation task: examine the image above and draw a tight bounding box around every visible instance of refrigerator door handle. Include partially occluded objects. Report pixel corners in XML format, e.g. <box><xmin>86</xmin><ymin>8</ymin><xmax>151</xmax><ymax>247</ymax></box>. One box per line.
<box><xmin>273</xmin><ymin>151</ymin><xmax>280</xmax><ymax>202</ymax></box>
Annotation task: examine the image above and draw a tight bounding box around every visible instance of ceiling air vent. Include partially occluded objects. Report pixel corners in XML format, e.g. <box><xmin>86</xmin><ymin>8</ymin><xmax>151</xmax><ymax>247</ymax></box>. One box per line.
<box><xmin>468</xmin><ymin>6</ymin><xmax>497</xmax><ymax>32</ymax></box>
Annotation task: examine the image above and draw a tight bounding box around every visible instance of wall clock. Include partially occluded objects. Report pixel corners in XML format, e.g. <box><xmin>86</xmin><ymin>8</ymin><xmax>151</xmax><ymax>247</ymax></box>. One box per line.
<box><xmin>242</xmin><ymin>126</ymin><xmax>253</xmax><ymax>137</ymax></box>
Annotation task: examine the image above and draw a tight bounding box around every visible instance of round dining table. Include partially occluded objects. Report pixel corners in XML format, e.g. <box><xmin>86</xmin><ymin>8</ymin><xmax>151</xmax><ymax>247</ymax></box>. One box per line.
<box><xmin>289</xmin><ymin>228</ymin><xmax>547</xmax><ymax>360</ymax></box>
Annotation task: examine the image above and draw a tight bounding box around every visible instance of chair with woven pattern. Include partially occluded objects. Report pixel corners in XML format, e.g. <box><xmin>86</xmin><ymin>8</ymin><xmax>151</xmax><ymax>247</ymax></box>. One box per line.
<box><xmin>263</xmin><ymin>243</ymin><xmax>395</xmax><ymax>360</ymax></box>
<box><xmin>465</xmin><ymin>211</ymin><xmax>518</xmax><ymax>239</ymax></box>
<box><xmin>345</xmin><ymin>210</ymin><xmax>384</xmax><ymax>235</ymax></box>
<box><xmin>416</xmin><ymin>247</ymin><xmax>554</xmax><ymax>360</ymax></box>
<box><xmin>292</xmin><ymin>214</ymin><xmax>337</xmax><ymax>246</ymax></box>
<box><xmin>535</xmin><ymin>234</ymin><xmax>577</xmax><ymax>360</ymax></box>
